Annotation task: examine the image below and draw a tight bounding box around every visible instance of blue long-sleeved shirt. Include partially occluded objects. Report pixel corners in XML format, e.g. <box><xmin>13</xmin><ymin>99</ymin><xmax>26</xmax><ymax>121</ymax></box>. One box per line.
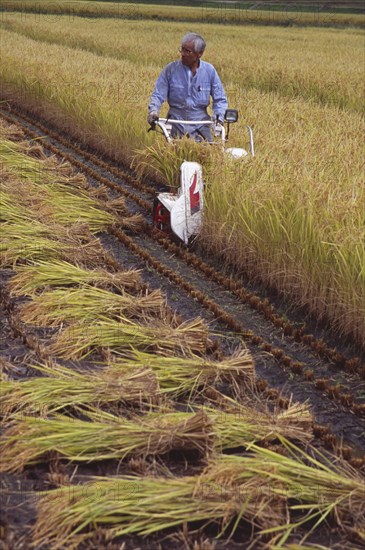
<box><xmin>149</xmin><ymin>60</ymin><xmax>228</xmax><ymax>138</ymax></box>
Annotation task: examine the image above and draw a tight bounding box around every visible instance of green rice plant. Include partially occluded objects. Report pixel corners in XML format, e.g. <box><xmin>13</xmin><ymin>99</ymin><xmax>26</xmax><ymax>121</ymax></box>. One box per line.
<box><xmin>9</xmin><ymin>260</ymin><xmax>142</xmax><ymax>296</ymax></box>
<box><xmin>0</xmin><ymin>410</ymin><xmax>211</xmax><ymax>472</ymax></box>
<box><xmin>108</xmin><ymin>348</ymin><xmax>254</xmax><ymax>399</ymax></box>
<box><xmin>19</xmin><ymin>286</ymin><xmax>165</xmax><ymax>326</ymax></box>
<box><xmin>48</xmin><ymin>317</ymin><xmax>209</xmax><ymax>359</ymax></box>
<box><xmin>32</xmin><ymin>442</ymin><xmax>365</xmax><ymax>548</ymax></box>
<box><xmin>0</xmin><ymin>362</ymin><xmax>159</xmax><ymax>418</ymax></box>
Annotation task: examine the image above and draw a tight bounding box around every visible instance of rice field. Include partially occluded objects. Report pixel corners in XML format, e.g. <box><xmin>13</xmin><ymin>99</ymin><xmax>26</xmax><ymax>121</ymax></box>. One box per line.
<box><xmin>1</xmin><ymin>0</ymin><xmax>364</xmax><ymax>27</ymax></box>
<box><xmin>1</xmin><ymin>4</ymin><xmax>365</xmax><ymax>546</ymax></box>
<box><xmin>0</xmin><ymin>6</ymin><xmax>364</xmax><ymax>347</ymax></box>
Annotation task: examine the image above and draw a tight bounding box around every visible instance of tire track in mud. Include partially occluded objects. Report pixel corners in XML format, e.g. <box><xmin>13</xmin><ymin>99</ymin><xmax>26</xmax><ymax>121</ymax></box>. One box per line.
<box><xmin>1</xmin><ymin>107</ymin><xmax>364</xmax><ymax>460</ymax></box>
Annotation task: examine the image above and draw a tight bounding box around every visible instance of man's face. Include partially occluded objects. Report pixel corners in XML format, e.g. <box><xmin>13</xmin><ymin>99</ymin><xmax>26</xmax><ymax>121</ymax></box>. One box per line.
<box><xmin>179</xmin><ymin>41</ymin><xmax>201</xmax><ymax>67</ymax></box>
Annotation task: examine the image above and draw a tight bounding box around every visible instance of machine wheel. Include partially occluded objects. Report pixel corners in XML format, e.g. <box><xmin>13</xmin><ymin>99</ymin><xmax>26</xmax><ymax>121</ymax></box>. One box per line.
<box><xmin>152</xmin><ymin>197</ymin><xmax>171</xmax><ymax>233</ymax></box>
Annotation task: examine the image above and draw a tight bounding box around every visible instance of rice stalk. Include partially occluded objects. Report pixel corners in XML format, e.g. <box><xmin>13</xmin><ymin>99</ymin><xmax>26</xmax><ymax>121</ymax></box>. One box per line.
<box><xmin>42</xmin><ymin>187</ymin><xmax>120</xmax><ymax>232</ymax></box>
<box><xmin>49</xmin><ymin>317</ymin><xmax>209</xmax><ymax>359</ymax></box>
<box><xmin>31</xmin><ymin>444</ymin><xmax>365</xmax><ymax>548</ymax></box>
<box><xmin>0</xmin><ymin>362</ymin><xmax>159</xmax><ymax>418</ymax></box>
<box><xmin>0</xmin><ymin>410</ymin><xmax>212</xmax><ymax>472</ymax></box>
<box><xmin>108</xmin><ymin>348</ymin><xmax>254</xmax><ymax>399</ymax></box>
<box><xmin>132</xmin><ymin>137</ymin><xmax>219</xmax><ymax>188</ymax></box>
<box><xmin>0</xmin><ymin>138</ymin><xmax>51</xmax><ymax>182</ymax></box>
<box><xmin>0</xmin><ymin>190</ymin><xmax>41</xmax><ymax>224</ymax></box>
<box><xmin>1</xmin><ymin>227</ymin><xmax>68</xmax><ymax>266</ymax></box>
<box><xmin>19</xmin><ymin>286</ymin><xmax>165</xmax><ymax>326</ymax></box>
<box><xmin>9</xmin><ymin>260</ymin><xmax>142</xmax><ymax>296</ymax></box>
<box><xmin>0</xmin><ymin>197</ymin><xmax>110</xmax><ymax>267</ymax></box>
<box><xmin>211</xmin><ymin>399</ymin><xmax>313</xmax><ymax>448</ymax></box>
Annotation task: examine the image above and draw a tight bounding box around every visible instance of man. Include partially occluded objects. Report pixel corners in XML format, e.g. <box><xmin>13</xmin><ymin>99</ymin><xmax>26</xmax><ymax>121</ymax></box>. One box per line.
<box><xmin>147</xmin><ymin>33</ymin><xmax>228</xmax><ymax>142</ymax></box>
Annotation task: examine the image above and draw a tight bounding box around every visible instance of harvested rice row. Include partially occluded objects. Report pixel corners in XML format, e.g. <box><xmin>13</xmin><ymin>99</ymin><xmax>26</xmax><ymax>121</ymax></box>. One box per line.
<box><xmin>31</xmin><ymin>445</ymin><xmax>365</xmax><ymax>549</ymax></box>
<box><xmin>0</xmin><ymin>135</ymin><xmax>141</xmax><ymax>233</ymax></box>
<box><xmin>0</xmin><ymin>349</ymin><xmax>254</xmax><ymax>416</ymax></box>
<box><xmin>9</xmin><ymin>260</ymin><xmax>142</xmax><ymax>295</ymax></box>
<box><xmin>1</xmin><ymin>129</ymin><xmax>212</xmax><ymax>361</ymax></box>
<box><xmin>18</xmin><ymin>285</ymin><xmax>166</xmax><ymax>326</ymax></box>
<box><xmin>0</xmin><ymin>363</ymin><xmax>160</xmax><ymax>417</ymax></box>
<box><xmin>48</xmin><ymin>317</ymin><xmax>210</xmax><ymax>358</ymax></box>
<box><xmin>0</xmin><ymin>192</ymin><xmax>120</xmax><ymax>269</ymax></box>
<box><xmin>0</xmin><ymin>401</ymin><xmax>313</xmax><ymax>473</ymax></box>
<box><xmin>0</xmin><ymin>411</ymin><xmax>211</xmax><ymax>472</ymax></box>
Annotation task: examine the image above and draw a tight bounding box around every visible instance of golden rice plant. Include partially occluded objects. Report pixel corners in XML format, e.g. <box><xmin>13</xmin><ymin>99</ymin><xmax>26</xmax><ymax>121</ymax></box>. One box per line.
<box><xmin>108</xmin><ymin>348</ymin><xmax>254</xmax><ymax>399</ymax></box>
<box><xmin>133</xmin><ymin>137</ymin><xmax>219</xmax><ymax>188</ymax></box>
<box><xmin>1</xmin><ymin>14</ymin><xmax>363</xmax><ymax>116</ymax></box>
<box><xmin>32</xmin><ymin>443</ymin><xmax>365</xmax><ymax>548</ymax></box>
<box><xmin>3</xmin><ymin>1</ymin><xmax>365</xmax><ymax>28</ymax></box>
<box><xmin>1</xmin><ymin>20</ymin><xmax>363</xmax><ymax>345</ymax></box>
<box><xmin>0</xmin><ymin>410</ymin><xmax>211</xmax><ymax>473</ymax></box>
<box><xmin>48</xmin><ymin>317</ymin><xmax>209</xmax><ymax>359</ymax></box>
<box><xmin>9</xmin><ymin>260</ymin><xmax>142</xmax><ymax>296</ymax></box>
<box><xmin>19</xmin><ymin>286</ymin><xmax>165</xmax><ymax>326</ymax></box>
<box><xmin>0</xmin><ymin>362</ymin><xmax>159</xmax><ymax>418</ymax></box>
<box><xmin>0</xmin><ymin>189</ymin><xmax>112</xmax><ymax>268</ymax></box>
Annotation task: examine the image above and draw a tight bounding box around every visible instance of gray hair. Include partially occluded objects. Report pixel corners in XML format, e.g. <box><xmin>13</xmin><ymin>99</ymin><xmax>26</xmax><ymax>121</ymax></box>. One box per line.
<box><xmin>181</xmin><ymin>33</ymin><xmax>206</xmax><ymax>53</ymax></box>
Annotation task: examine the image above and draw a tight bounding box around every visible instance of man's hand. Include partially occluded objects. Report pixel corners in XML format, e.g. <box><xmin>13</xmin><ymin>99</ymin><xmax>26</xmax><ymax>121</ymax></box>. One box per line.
<box><xmin>147</xmin><ymin>111</ymin><xmax>159</xmax><ymax>125</ymax></box>
<box><xmin>215</xmin><ymin>116</ymin><xmax>224</xmax><ymax>126</ymax></box>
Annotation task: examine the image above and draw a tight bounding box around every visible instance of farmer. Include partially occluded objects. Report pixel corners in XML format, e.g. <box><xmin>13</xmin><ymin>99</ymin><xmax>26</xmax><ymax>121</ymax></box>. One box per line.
<box><xmin>147</xmin><ymin>32</ymin><xmax>228</xmax><ymax>142</ymax></box>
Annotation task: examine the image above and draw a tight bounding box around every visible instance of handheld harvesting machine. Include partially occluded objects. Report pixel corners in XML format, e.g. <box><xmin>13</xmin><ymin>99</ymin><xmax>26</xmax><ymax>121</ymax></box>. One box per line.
<box><xmin>150</xmin><ymin>110</ymin><xmax>254</xmax><ymax>244</ymax></box>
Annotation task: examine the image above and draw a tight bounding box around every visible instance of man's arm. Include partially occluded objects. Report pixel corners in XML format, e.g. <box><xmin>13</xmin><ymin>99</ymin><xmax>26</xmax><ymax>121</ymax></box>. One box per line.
<box><xmin>211</xmin><ymin>69</ymin><xmax>228</xmax><ymax>123</ymax></box>
<box><xmin>149</xmin><ymin>64</ymin><xmax>171</xmax><ymax>115</ymax></box>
